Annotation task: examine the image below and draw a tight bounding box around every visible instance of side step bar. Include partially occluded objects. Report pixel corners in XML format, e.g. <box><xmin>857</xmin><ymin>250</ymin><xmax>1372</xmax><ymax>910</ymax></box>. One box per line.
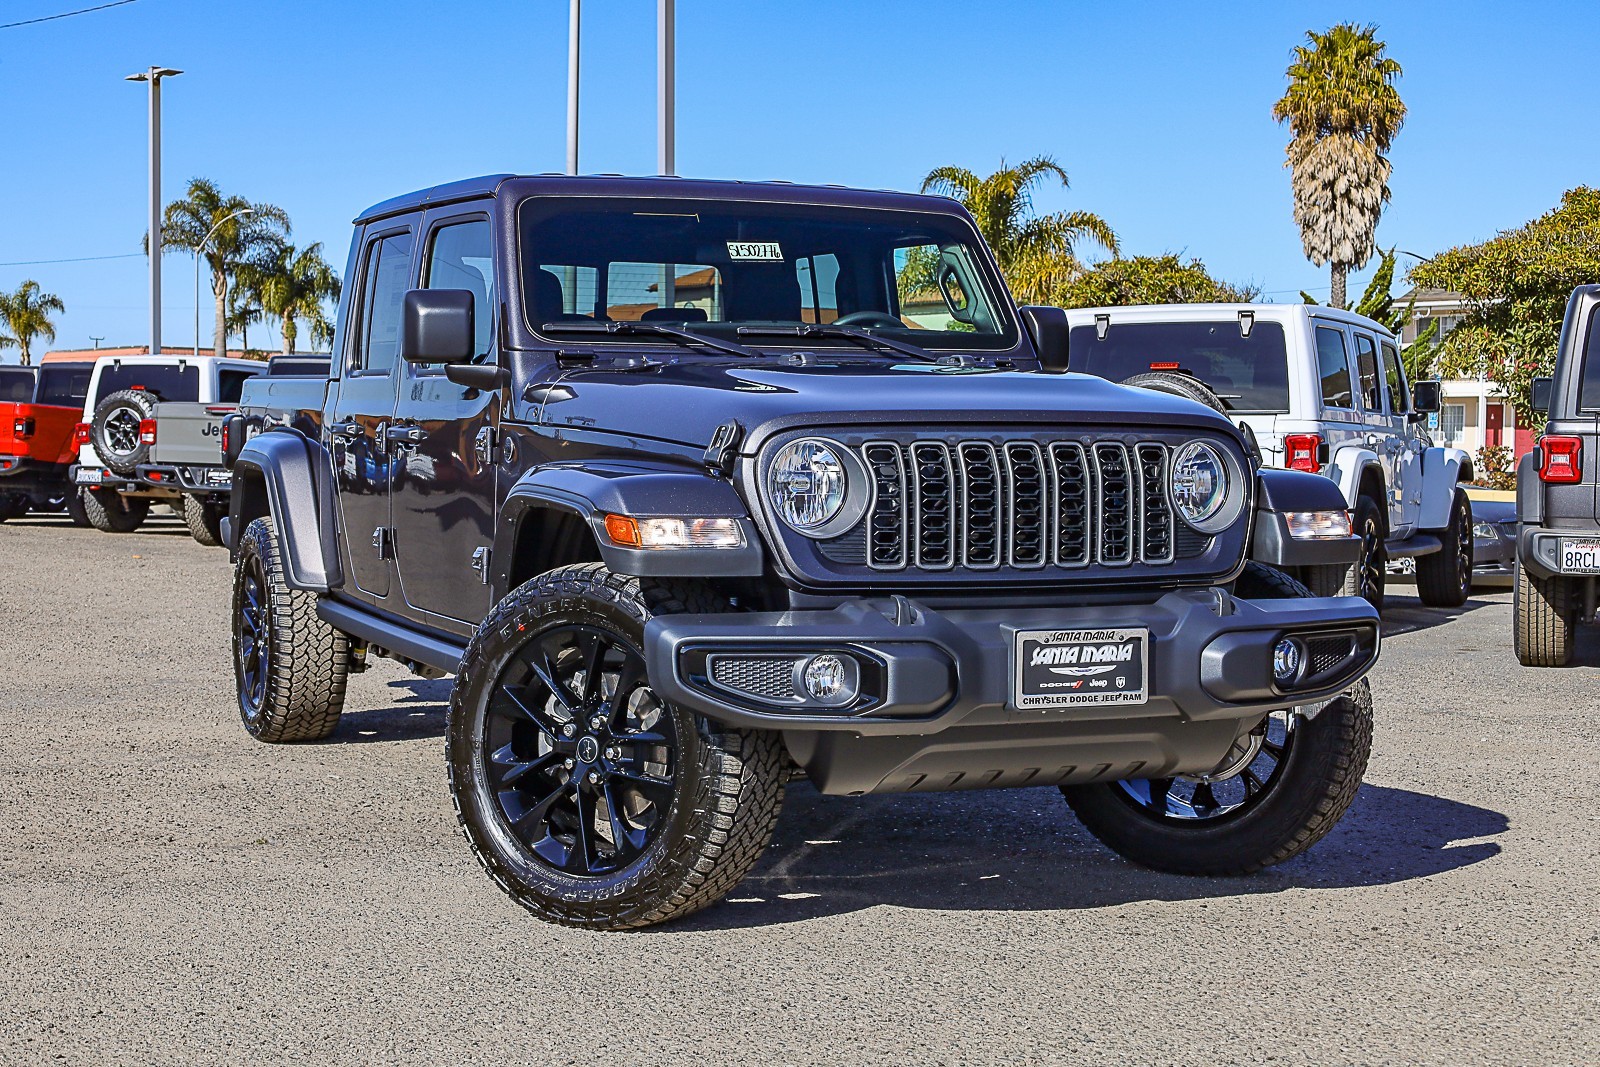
<box><xmin>1386</xmin><ymin>533</ymin><xmax>1443</xmax><ymax>560</ymax></box>
<box><xmin>317</xmin><ymin>597</ymin><xmax>466</xmax><ymax>676</ymax></box>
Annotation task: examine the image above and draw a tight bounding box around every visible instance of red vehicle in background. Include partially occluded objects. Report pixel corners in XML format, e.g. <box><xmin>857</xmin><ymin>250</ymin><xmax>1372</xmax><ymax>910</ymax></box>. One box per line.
<box><xmin>0</xmin><ymin>361</ymin><xmax>95</xmax><ymax>523</ymax></box>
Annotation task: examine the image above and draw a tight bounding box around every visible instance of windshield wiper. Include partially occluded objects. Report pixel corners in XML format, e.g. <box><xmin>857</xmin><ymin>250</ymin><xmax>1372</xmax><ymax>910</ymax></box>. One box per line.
<box><xmin>541</xmin><ymin>319</ymin><xmax>762</xmax><ymax>359</ymax></box>
<box><xmin>735</xmin><ymin>323</ymin><xmax>951</xmax><ymax>364</ymax></box>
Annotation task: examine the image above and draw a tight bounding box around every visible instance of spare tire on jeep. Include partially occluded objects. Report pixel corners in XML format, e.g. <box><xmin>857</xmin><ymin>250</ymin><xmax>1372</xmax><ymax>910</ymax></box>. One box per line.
<box><xmin>91</xmin><ymin>389</ymin><xmax>157</xmax><ymax>476</ymax></box>
<box><xmin>1119</xmin><ymin>371</ymin><xmax>1228</xmax><ymax>413</ymax></box>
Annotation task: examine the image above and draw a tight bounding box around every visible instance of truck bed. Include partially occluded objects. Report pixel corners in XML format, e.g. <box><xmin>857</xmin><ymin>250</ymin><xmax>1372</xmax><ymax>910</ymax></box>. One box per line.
<box><xmin>149</xmin><ymin>402</ymin><xmax>233</xmax><ymax>466</ymax></box>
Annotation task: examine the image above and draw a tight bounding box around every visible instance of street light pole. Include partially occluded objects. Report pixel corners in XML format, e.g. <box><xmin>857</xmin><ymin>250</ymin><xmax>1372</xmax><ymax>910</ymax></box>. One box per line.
<box><xmin>126</xmin><ymin>66</ymin><xmax>182</xmax><ymax>356</ymax></box>
<box><xmin>566</xmin><ymin>0</ymin><xmax>581</xmax><ymax>176</ymax></box>
<box><xmin>195</xmin><ymin>208</ymin><xmax>255</xmax><ymax>358</ymax></box>
<box><xmin>658</xmin><ymin>0</ymin><xmax>676</xmax><ymax>309</ymax></box>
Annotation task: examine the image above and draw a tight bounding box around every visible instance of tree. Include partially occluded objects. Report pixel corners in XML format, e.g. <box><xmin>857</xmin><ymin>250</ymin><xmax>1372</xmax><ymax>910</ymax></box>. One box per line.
<box><xmin>1409</xmin><ymin>186</ymin><xmax>1600</xmax><ymax>431</ymax></box>
<box><xmin>920</xmin><ymin>156</ymin><xmax>1118</xmax><ymax>305</ymax></box>
<box><xmin>1056</xmin><ymin>254</ymin><xmax>1258</xmax><ymax>308</ymax></box>
<box><xmin>1272</xmin><ymin>23</ymin><xmax>1406</xmax><ymax>309</ymax></box>
<box><xmin>0</xmin><ymin>280</ymin><xmax>65</xmax><ymax>366</ymax></box>
<box><xmin>1351</xmin><ymin>248</ymin><xmax>1441</xmax><ymax>380</ymax></box>
<box><xmin>155</xmin><ymin>178</ymin><xmax>290</xmax><ymax>359</ymax></box>
<box><xmin>251</xmin><ymin>241</ymin><xmax>341</xmax><ymax>355</ymax></box>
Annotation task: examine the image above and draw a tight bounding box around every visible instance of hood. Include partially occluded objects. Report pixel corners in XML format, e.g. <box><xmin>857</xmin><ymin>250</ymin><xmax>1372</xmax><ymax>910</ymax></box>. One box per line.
<box><xmin>534</xmin><ymin>358</ymin><xmax>1242</xmax><ymax>450</ymax></box>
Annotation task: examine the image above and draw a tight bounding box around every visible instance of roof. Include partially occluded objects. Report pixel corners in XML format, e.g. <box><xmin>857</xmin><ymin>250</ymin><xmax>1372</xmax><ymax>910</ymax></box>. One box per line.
<box><xmin>355</xmin><ymin>173</ymin><xmax>962</xmax><ymax>224</ymax></box>
<box><xmin>1061</xmin><ymin>302</ymin><xmax>1397</xmax><ymax>338</ymax></box>
<box><xmin>44</xmin><ymin>346</ymin><xmax>272</xmax><ymax>363</ymax></box>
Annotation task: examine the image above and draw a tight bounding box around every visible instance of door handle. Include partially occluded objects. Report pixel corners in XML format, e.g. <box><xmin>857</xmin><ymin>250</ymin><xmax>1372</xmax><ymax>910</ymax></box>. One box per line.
<box><xmin>386</xmin><ymin>425</ymin><xmax>426</xmax><ymax>446</ymax></box>
<box><xmin>329</xmin><ymin>420</ymin><xmax>361</xmax><ymax>440</ymax></box>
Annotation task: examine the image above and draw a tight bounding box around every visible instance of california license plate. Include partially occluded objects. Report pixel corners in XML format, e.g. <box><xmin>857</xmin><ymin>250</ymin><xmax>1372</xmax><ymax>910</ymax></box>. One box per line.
<box><xmin>1013</xmin><ymin>628</ymin><xmax>1149</xmax><ymax>709</ymax></box>
<box><xmin>74</xmin><ymin>468</ymin><xmax>102</xmax><ymax>485</ymax></box>
<box><xmin>1561</xmin><ymin>538</ymin><xmax>1600</xmax><ymax>574</ymax></box>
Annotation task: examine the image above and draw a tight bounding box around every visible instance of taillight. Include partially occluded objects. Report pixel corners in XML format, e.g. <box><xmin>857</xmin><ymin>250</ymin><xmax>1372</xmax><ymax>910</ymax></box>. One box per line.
<box><xmin>73</xmin><ymin>422</ymin><xmax>91</xmax><ymax>447</ymax></box>
<box><xmin>1538</xmin><ymin>435</ymin><xmax>1582</xmax><ymax>484</ymax></box>
<box><xmin>220</xmin><ymin>421</ymin><xmax>231</xmax><ymax>456</ymax></box>
<box><xmin>12</xmin><ymin>416</ymin><xmax>33</xmax><ymax>438</ymax></box>
<box><xmin>139</xmin><ymin>419</ymin><xmax>157</xmax><ymax>445</ymax></box>
<box><xmin>1283</xmin><ymin>433</ymin><xmax>1323</xmax><ymax>474</ymax></box>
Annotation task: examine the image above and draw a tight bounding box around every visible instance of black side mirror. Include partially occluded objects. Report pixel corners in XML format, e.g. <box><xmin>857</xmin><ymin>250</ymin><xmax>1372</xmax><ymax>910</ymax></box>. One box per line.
<box><xmin>1531</xmin><ymin>376</ymin><xmax>1553</xmax><ymax>414</ymax></box>
<box><xmin>1018</xmin><ymin>305</ymin><xmax>1070</xmax><ymax>373</ymax></box>
<box><xmin>401</xmin><ymin>289</ymin><xmax>475</xmax><ymax>365</ymax></box>
<box><xmin>1411</xmin><ymin>379</ymin><xmax>1442</xmax><ymax>414</ymax></box>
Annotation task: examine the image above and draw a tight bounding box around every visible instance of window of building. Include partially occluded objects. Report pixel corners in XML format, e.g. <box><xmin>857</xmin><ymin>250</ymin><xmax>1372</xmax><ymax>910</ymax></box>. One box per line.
<box><xmin>1439</xmin><ymin>402</ymin><xmax>1466</xmax><ymax>447</ymax></box>
<box><xmin>1315</xmin><ymin>326</ymin><xmax>1354</xmax><ymax>408</ymax></box>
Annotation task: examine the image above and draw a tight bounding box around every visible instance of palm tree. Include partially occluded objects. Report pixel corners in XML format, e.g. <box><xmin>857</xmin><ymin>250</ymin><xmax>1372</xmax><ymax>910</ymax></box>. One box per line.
<box><xmin>254</xmin><ymin>242</ymin><xmax>341</xmax><ymax>355</ymax></box>
<box><xmin>156</xmin><ymin>178</ymin><xmax>290</xmax><ymax>359</ymax></box>
<box><xmin>1272</xmin><ymin>23</ymin><xmax>1406</xmax><ymax>309</ymax></box>
<box><xmin>920</xmin><ymin>156</ymin><xmax>1118</xmax><ymax>305</ymax></box>
<box><xmin>0</xmin><ymin>280</ymin><xmax>66</xmax><ymax>366</ymax></box>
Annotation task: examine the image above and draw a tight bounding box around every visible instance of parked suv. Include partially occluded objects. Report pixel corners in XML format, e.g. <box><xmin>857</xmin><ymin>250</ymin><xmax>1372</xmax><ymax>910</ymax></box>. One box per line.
<box><xmin>1514</xmin><ymin>284</ymin><xmax>1600</xmax><ymax>665</ymax></box>
<box><xmin>225</xmin><ymin>175</ymin><xmax>1378</xmax><ymax>930</ymax></box>
<box><xmin>1064</xmin><ymin>303</ymin><xmax>1476</xmax><ymax>610</ymax></box>
<box><xmin>0</xmin><ymin>360</ymin><xmax>95</xmax><ymax>523</ymax></box>
<box><xmin>71</xmin><ymin>353</ymin><xmax>262</xmax><ymax>540</ymax></box>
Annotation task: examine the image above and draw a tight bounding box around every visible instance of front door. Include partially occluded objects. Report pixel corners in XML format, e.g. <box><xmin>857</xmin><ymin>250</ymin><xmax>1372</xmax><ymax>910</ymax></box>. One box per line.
<box><xmin>1354</xmin><ymin>330</ymin><xmax>1408</xmax><ymax>535</ymax></box>
<box><xmin>330</xmin><ymin>219</ymin><xmax>417</xmax><ymax>601</ymax></box>
<box><xmin>390</xmin><ymin>211</ymin><xmax>500</xmax><ymax>630</ymax></box>
<box><xmin>1379</xmin><ymin>339</ymin><xmax>1422</xmax><ymax>533</ymax></box>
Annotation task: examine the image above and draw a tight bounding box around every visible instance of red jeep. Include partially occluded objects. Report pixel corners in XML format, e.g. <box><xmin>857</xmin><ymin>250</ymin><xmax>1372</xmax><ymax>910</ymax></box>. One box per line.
<box><xmin>0</xmin><ymin>362</ymin><xmax>95</xmax><ymax>523</ymax></box>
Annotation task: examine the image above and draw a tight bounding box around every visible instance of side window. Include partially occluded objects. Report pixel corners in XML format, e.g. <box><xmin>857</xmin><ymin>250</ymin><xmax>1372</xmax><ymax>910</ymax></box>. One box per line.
<box><xmin>217</xmin><ymin>369</ymin><xmax>256</xmax><ymax>403</ymax></box>
<box><xmin>1580</xmin><ymin>304</ymin><xmax>1600</xmax><ymax>412</ymax></box>
<box><xmin>1314</xmin><ymin>327</ymin><xmax>1354</xmax><ymax>409</ymax></box>
<box><xmin>1380</xmin><ymin>341</ymin><xmax>1409</xmax><ymax>413</ymax></box>
<box><xmin>356</xmin><ymin>231</ymin><xmax>414</xmax><ymax>374</ymax></box>
<box><xmin>1354</xmin><ymin>334</ymin><xmax>1382</xmax><ymax>412</ymax></box>
<box><xmin>795</xmin><ymin>253</ymin><xmax>840</xmax><ymax>324</ymax></box>
<box><xmin>423</xmin><ymin>219</ymin><xmax>495</xmax><ymax>367</ymax></box>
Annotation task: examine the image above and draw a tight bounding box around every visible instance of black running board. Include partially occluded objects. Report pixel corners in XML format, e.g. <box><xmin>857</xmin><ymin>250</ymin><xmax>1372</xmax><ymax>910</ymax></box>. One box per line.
<box><xmin>1386</xmin><ymin>533</ymin><xmax>1443</xmax><ymax>559</ymax></box>
<box><xmin>317</xmin><ymin>597</ymin><xmax>465</xmax><ymax>675</ymax></box>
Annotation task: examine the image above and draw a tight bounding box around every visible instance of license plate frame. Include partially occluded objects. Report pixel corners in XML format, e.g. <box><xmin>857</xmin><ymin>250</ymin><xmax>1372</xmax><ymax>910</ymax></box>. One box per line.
<box><xmin>1560</xmin><ymin>538</ymin><xmax>1600</xmax><ymax>574</ymax></box>
<box><xmin>1013</xmin><ymin>627</ymin><xmax>1150</xmax><ymax>710</ymax></box>
<box><xmin>74</xmin><ymin>468</ymin><xmax>102</xmax><ymax>485</ymax></box>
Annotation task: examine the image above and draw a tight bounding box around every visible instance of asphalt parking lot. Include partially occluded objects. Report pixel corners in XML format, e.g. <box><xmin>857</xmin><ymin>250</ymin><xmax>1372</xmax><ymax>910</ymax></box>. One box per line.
<box><xmin>2</xmin><ymin>512</ymin><xmax>1597</xmax><ymax>1065</ymax></box>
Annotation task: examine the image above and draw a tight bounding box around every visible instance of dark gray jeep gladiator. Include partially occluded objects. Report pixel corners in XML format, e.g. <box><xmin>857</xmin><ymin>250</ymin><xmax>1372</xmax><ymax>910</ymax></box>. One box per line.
<box><xmin>1515</xmin><ymin>284</ymin><xmax>1600</xmax><ymax>665</ymax></box>
<box><xmin>224</xmin><ymin>174</ymin><xmax>1378</xmax><ymax>929</ymax></box>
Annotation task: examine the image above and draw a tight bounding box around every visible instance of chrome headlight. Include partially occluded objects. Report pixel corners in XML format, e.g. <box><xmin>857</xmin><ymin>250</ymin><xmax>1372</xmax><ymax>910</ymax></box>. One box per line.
<box><xmin>766</xmin><ymin>437</ymin><xmax>868</xmax><ymax>538</ymax></box>
<box><xmin>1170</xmin><ymin>440</ymin><xmax>1243</xmax><ymax>534</ymax></box>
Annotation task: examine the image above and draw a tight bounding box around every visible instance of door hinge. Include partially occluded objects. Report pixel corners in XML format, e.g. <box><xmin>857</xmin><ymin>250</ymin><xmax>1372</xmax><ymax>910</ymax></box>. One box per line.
<box><xmin>470</xmin><ymin>546</ymin><xmax>491</xmax><ymax>584</ymax></box>
<box><xmin>474</xmin><ymin>425</ymin><xmax>496</xmax><ymax>467</ymax></box>
<box><xmin>372</xmin><ymin>526</ymin><xmax>393</xmax><ymax>560</ymax></box>
<box><xmin>704</xmin><ymin>419</ymin><xmax>744</xmax><ymax>476</ymax></box>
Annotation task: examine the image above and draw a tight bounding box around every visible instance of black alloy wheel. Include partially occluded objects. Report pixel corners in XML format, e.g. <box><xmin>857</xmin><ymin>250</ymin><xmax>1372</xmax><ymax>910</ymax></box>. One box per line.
<box><xmin>236</xmin><ymin>552</ymin><xmax>271</xmax><ymax>724</ymax></box>
<box><xmin>1351</xmin><ymin>496</ymin><xmax>1387</xmax><ymax>612</ymax></box>
<box><xmin>1113</xmin><ymin>710</ymin><xmax>1295</xmax><ymax>823</ymax></box>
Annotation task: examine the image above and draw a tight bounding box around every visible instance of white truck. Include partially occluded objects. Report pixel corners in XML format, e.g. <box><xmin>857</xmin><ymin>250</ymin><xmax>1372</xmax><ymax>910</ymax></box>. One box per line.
<box><xmin>1064</xmin><ymin>302</ymin><xmax>1476</xmax><ymax>610</ymax></box>
<box><xmin>71</xmin><ymin>354</ymin><xmax>263</xmax><ymax>542</ymax></box>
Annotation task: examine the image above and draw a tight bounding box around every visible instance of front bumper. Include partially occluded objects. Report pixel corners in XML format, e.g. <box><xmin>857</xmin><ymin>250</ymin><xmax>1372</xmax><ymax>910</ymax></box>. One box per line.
<box><xmin>645</xmin><ymin>588</ymin><xmax>1379</xmax><ymax>737</ymax></box>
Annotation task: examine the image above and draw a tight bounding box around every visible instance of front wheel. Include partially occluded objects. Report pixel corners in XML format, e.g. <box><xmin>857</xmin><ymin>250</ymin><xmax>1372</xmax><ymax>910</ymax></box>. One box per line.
<box><xmin>1416</xmin><ymin>487</ymin><xmax>1472</xmax><ymax>607</ymax></box>
<box><xmin>447</xmin><ymin>563</ymin><xmax>786</xmax><ymax>930</ymax></box>
<box><xmin>1349</xmin><ymin>495</ymin><xmax>1387</xmax><ymax>613</ymax></box>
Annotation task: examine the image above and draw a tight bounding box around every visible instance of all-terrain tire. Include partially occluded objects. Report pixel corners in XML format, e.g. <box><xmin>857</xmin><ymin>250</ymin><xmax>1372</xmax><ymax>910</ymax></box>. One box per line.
<box><xmin>1416</xmin><ymin>487</ymin><xmax>1473</xmax><ymax>607</ymax></box>
<box><xmin>64</xmin><ymin>489</ymin><xmax>90</xmax><ymax>527</ymax></box>
<box><xmin>1062</xmin><ymin>560</ymin><xmax>1373</xmax><ymax>876</ymax></box>
<box><xmin>1514</xmin><ymin>561</ymin><xmax>1576</xmax><ymax>667</ymax></box>
<box><xmin>82</xmin><ymin>488</ymin><xmax>149</xmax><ymax>533</ymax></box>
<box><xmin>1349</xmin><ymin>494</ymin><xmax>1387</xmax><ymax>612</ymax></box>
<box><xmin>90</xmin><ymin>389</ymin><xmax>157</xmax><ymax>476</ymax></box>
<box><xmin>1120</xmin><ymin>371</ymin><xmax>1228</xmax><ymax>413</ymax></box>
<box><xmin>1294</xmin><ymin>562</ymin><xmax>1354</xmax><ymax>598</ymax></box>
<box><xmin>447</xmin><ymin>563</ymin><xmax>787</xmax><ymax>930</ymax></box>
<box><xmin>233</xmin><ymin>516</ymin><xmax>350</xmax><ymax>742</ymax></box>
<box><xmin>182</xmin><ymin>494</ymin><xmax>224</xmax><ymax>547</ymax></box>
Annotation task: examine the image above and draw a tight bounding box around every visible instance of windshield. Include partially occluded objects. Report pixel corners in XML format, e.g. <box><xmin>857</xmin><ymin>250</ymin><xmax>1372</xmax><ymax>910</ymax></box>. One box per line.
<box><xmin>0</xmin><ymin>368</ymin><xmax>35</xmax><ymax>403</ymax></box>
<box><xmin>93</xmin><ymin>363</ymin><xmax>200</xmax><ymax>404</ymax></box>
<box><xmin>519</xmin><ymin>197</ymin><xmax>1017</xmax><ymax>351</ymax></box>
<box><xmin>37</xmin><ymin>364</ymin><xmax>92</xmax><ymax>407</ymax></box>
<box><xmin>1070</xmin><ymin>320</ymin><xmax>1291</xmax><ymax>413</ymax></box>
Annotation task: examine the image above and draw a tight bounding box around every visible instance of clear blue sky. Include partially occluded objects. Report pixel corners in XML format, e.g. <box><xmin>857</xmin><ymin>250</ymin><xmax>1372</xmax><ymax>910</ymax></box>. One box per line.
<box><xmin>1</xmin><ymin>0</ymin><xmax>1594</xmax><ymax>361</ymax></box>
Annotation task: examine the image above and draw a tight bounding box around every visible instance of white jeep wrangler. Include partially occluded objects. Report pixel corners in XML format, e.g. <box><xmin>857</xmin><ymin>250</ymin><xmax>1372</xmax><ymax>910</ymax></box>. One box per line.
<box><xmin>1064</xmin><ymin>302</ymin><xmax>1475</xmax><ymax>610</ymax></box>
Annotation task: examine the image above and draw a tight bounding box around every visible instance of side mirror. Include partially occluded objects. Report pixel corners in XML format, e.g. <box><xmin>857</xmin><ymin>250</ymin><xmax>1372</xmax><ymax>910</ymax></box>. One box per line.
<box><xmin>401</xmin><ymin>289</ymin><xmax>475</xmax><ymax>365</ymax></box>
<box><xmin>1411</xmin><ymin>379</ymin><xmax>1442</xmax><ymax>414</ymax></box>
<box><xmin>1018</xmin><ymin>305</ymin><xmax>1070</xmax><ymax>373</ymax></box>
<box><xmin>1531</xmin><ymin>376</ymin><xmax>1553</xmax><ymax>414</ymax></box>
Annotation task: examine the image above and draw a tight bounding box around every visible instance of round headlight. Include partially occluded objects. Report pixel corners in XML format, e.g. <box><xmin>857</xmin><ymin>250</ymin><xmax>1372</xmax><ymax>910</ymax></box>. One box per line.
<box><xmin>1170</xmin><ymin>440</ymin><xmax>1240</xmax><ymax>534</ymax></box>
<box><xmin>768</xmin><ymin>438</ymin><xmax>851</xmax><ymax>535</ymax></box>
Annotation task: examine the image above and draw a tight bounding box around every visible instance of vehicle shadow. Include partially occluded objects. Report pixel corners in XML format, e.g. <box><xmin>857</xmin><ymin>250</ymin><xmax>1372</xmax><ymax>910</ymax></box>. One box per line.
<box><xmin>333</xmin><ymin>677</ymin><xmax>451</xmax><ymax>743</ymax></box>
<box><xmin>665</xmin><ymin>780</ymin><xmax>1507</xmax><ymax>931</ymax></box>
<box><xmin>1380</xmin><ymin>589</ymin><xmax>1493</xmax><ymax>638</ymax></box>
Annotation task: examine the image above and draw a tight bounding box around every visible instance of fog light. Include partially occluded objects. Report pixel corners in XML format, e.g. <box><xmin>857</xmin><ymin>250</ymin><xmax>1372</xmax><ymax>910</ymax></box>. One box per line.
<box><xmin>801</xmin><ymin>654</ymin><xmax>847</xmax><ymax>700</ymax></box>
<box><xmin>1273</xmin><ymin>639</ymin><xmax>1302</xmax><ymax>685</ymax></box>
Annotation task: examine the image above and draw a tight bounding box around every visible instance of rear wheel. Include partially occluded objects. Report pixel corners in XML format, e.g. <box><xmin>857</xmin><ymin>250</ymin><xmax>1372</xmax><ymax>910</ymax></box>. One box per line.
<box><xmin>1062</xmin><ymin>561</ymin><xmax>1373</xmax><ymax>875</ymax></box>
<box><xmin>82</xmin><ymin>489</ymin><xmax>148</xmax><ymax>533</ymax></box>
<box><xmin>1513</xmin><ymin>562</ymin><xmax>1576</xmax><ymax>667</ymax></box>
<box><xmin>64</xmin><ymin>489</ymin><xmax>90</xmax><ymax>527</ymax></box>
<box><xmin>182</xmin><ymin>494</ymin><xmax>224</xmax><ymax>547</ymax></box>
<box><xmin>0</xmin><ymin>494</ymin><xmax>26</xmax><ymax>522</ymax></box>
<box><xmin>1416</xmin><ymin>488</ymin><xmax>1472</xmax><ymax>607</ymax></box>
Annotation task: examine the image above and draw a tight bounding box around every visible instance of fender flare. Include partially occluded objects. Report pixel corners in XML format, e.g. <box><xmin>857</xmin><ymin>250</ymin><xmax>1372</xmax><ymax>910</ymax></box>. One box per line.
<box><xmin>1327</xmin><ymin>445</ymin><xmax>1384</xmax><ymax>507</ymax></box>
<box><xmin>496</xmin><ymin>462</ymin><xmax>765</xmax><ymax>582</ymax></box>
<box><xmin>1250</xmin><ymin>467</ymin><xmax>1362</xmax><ymax>568</ymax></box>
<box><xmin>1418</xmin><ymin>445</ymin><xmax>1472</xmax><ymax>531</ymax></box>
<box><xmin>228</xmin><ymin>429</ymin><xmax>340</xmax><ymax>592</ymax></box>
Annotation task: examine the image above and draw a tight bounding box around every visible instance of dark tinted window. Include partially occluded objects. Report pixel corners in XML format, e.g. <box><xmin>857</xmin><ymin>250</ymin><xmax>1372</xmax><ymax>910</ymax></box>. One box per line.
<box><xmin>357</xmin><ymin>231</ymin><xmax>414</xmax><ymax>373</ymax></box>
<box><xmin>267</xmin><ymin>356</ymin><xmax>331</xmax><ymax>377</ymax></box>
<box><xmin>1354</xmin><ymin>334</ymin><xmax>1381</xmax><ymax>412</ymax></box>
<box><xmin>217</xmin><ymin>369</ymin><xmax>260</xmax><ymax>403</ymax></box>
<box><xmin>1069</xmin><ymin>320</ymin><xmax>1290</xmax><ymax>413</ymax></box>
<box><xmin>423</xmin><ymin>219</ymin><xmax>494</xmax><ymax>367</ymax></box>
<box><xmin>1581</xmin><ymin>305</ymin><xmax>1600</xmax><ymax>412</ymax></box>
<box><xmin>93</xmin><ymin>363</ymin><xmax>200</xmax><ymax>404</ymax></box>
<box><xmin>1315</xmin><ymin>327</ymin><xmax>1354</xmax><ymax>408</ymax></box>
<box><xmin>1380</xmin><ymin>342</ymin><xmax>1409</xmax><ymax>413</ymax></box>
<box><xmin>0</xmin><ymin>368</ymin><xmax>35</xmax><ymax>403</ymax></box>
<box><xmin>37</xmin><ymin>364</ymin><xmax>92</xmax><ymax>406</ymax></box>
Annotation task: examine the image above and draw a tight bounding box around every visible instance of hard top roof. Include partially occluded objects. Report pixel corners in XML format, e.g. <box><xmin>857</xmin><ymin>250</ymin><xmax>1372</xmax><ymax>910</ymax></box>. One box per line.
<box><xmin>354</xmin><ymin>173</ymin><xmax>964</xmax><ymax>224</ymax></box>
<box><xmin>1062</xmin><ymin>302</ymin><xmax>1397</xmax><ymax>338</ymax></box>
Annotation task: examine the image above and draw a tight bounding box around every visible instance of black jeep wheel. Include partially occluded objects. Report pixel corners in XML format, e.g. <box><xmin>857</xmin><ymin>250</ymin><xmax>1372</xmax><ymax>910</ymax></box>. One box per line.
<box><xmin>1514</xmin><ymin>561</ymin><xmax>1577</xmax><ymax>667</ymax></box>
<box><xmin>1349</xmin><ymin>494</ymin><xmax>1387</xmax><ymax>613</ymax></box>
<box><xmin>233</xmin><ymin>516</ymin><xmax>350</xmax><ymax>742</ymax></box>
<box><xmin>1416</xmin><ymin>487</ymin><xmax>1472</xmax><ymax>607</ymax></box>
<box><xmin>182</xmin><ymin>494</ymin><xmax>225</xmax><ymax>547</ymax></box>
<box><xmin>82</xmin><ymin>488</ymin><xmax>149</xmax><ymax>533</ymax></box>
<box><xmin>1061</xmin><ymin>562</ymin><xmax>1373</xmax><ymax>876</ymax></box>
<box><xmin>447</xmin><ymin>563</ymin><xmax>786</xmax><ymax>930</ymax></box>
<box><xmin>64</xmin><ymin>489</ymin><xmax>90</xmax><ymax>527</ymax></box>
<box><xmin>91</xmin><ymin>389</ymin><xmax>157</xmax><ymax>476</ymax></box>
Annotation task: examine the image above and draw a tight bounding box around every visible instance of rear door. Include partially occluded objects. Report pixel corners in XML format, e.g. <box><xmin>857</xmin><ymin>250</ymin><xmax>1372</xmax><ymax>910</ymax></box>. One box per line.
<box><xmin>1311</xmin><ymin>321</ymin><xmax>1365</xmax><ymax>471</ymax></box>
<box><xmin>390</xmin><ymin>209</ymin><xmax>500</xmax><ymax>630</ymax></box>
<box><xmin>329</xmin><ymin>218</ymin><xmax>417</xmax><ymax>601</ymax></box>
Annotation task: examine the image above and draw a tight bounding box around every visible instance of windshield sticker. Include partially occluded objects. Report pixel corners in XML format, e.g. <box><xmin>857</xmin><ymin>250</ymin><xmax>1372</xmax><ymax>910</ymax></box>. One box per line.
<box><xmin>726</xmin><ymin>241</ymin><xmax>784</xmax><ymax>262</ymax></box>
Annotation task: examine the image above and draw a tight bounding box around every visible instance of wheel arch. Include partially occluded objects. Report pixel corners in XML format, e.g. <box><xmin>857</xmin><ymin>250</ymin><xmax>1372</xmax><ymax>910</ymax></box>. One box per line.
<box><xmin>1328</xmin><ymin>446</ymin><xmax>1385</xmax><ymax>509</ymax></box>
<box><xmin>228</xmin><ymin>429</ymin><xmax>341</xmax><ymax>592</ymax></box>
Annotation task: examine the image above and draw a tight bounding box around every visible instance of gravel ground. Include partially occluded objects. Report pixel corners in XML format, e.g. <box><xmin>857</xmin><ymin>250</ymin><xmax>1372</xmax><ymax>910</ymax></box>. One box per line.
<box><xmin>2</xmin><ymin>512</ymin><xmax>1597</xmax><ymax>1066</ymax></box>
